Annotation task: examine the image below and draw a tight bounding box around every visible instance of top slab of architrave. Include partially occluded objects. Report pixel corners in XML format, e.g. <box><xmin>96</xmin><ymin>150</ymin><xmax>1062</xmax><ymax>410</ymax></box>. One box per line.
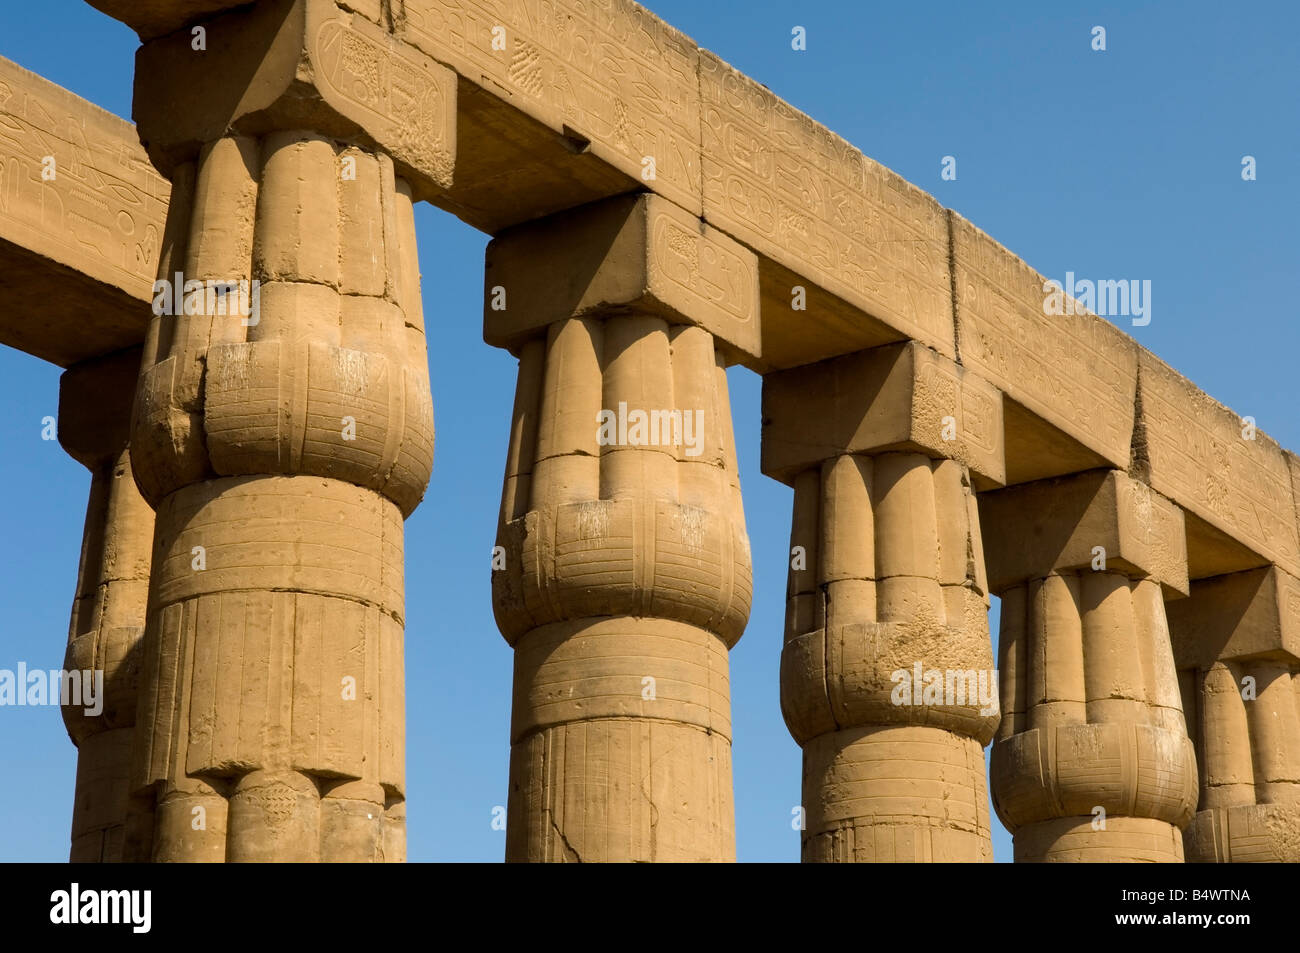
<box><xmin>50</xmin><ymin>1</ymin><xmax>1300</xmax><ymax>580</ymax></box>
<box><xmin>0</xmin><ymin>56</ymin><xmax>168</xmax><ymax>367</ymax></box>
<box><xmin>89</xmin><ymin>0</ymin><xmax>954</xmax><ymax>366</ymax></box>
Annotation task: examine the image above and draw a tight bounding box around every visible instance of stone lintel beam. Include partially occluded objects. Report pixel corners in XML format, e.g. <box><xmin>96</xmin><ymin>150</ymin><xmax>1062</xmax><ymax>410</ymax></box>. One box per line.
<box><xmin>698</xmin><ymin>52</ymin><xmax>955</xmax><ymax>366</ymax></box>
<box><xmin>0</xmin><ymin>55</ymin><xmax>168</xmax><ymax>367</ymax></box>
<box><xmin>124</xmin><ymin>0</ymin><xmax>455</xmax><ymax>200</ymax></box>
<box><xmin>951</xmin><ymin>213</ymin><xmax>1139</xmax><ymax>485</ymax></box>
<box><xmin>483</xmin><ymin>192</ymin><xmax>760</xmax><ymax>364</ymax></box>
<box><xmin>1138</xmin><ymin>351</ymin><xmax>1300</xmax><ymax>580</ymax></box>
<box><xmin>979</xmin><ymin>468</ymin><xmax>1189</xmax><ymax>598</ymax></box>
<box><xmin>396</xmin><ymin>1</ymin><xmax>703</xmax><ymax>229</ymax></box>
<box><xmin>761</xmin><ymin>341</ymin><xmax>1005</xmax><ymax>490</ymax></box>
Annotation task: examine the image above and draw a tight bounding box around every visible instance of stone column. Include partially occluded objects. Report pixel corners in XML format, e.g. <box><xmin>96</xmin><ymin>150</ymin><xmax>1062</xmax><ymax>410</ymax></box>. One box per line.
<box><xmin>1167</xmin><ymin>566</ymin><xmax>1300</xmax><ymax>861</ymax></box>
<box><xmin>980</xmin><ymin>469</ymin><xmax>1199</xmax><ymax>861</ymax></box>
<box><xmin>486</xmin><ymin>193</ymin><xmax>759</xmax><ymax>862</ymax></box>
<box><xmin>762</xmin><ymin>342</ymin><xmax>1005</xmax><ymax>861</ymax></box>
<box><xmin>58</xmin><ymin>347</ymin><xmax>155</xmax><ymax>862</ymax></box>
<box><xmin>95</xmin><ymin>1</ymin><xmax>458</xmax><ymax>861</ymax></box>
<box><xmin>123</xmin><ymin>133</ymin><xmax>433</xmax><ymax>862</ymax></box>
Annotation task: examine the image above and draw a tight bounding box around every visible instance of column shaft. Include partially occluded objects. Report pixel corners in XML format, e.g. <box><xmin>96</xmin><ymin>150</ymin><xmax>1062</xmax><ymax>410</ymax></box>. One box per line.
<box><xmin>982</xmin><ymin>470</ymin><xmax>1198</xmax><ymax>862</ymax></box>
<box><xmin>59</xmin><ymin>348</ymin><xmax>155</xmax><ymax>861</ymax></box>
<box><xmin>1167</xmin><ymin>567</ymin><xmax>1300</xmax><ymax>862</ymax></box>
<box><xmin>783</xmin><ymin>452</ymin><xmax>996</xmax><ymax>861</ymax></box>
<box><xmin>486</xmin><ymin>193</ymin><xmax>760</xmax><ymax>862</ymax></box>
<box><xmin>764</xmin><ymin>341</ymin><xmax>1008</xmax><ymax>862</ymax></box>
<box><xmin>127</xmin><ymin>132</ymin><xmax>432</xmax><ymax>862</ymax></box>
<box><xmin>494</xmin><ymin>317</ymin><xmax>750</xmax><ymax>861</ymax></box>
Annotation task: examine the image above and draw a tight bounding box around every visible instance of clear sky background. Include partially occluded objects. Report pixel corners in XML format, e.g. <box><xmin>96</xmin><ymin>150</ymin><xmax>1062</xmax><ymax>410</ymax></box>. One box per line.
<box><xmin>0</xmin><ymin>1</ymin><xmax>1296</xmax><ymax>862</ymax></box>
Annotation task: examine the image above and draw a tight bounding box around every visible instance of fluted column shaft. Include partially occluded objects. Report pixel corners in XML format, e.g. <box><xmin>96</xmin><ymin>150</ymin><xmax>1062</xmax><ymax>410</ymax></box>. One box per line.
<box><xmin>982</xmin><ymin>469</ymin><xmax>1198</xmax><ymax>862</ymax></box>
<box><xmin>783</xmin><ymin>453</ymin><xmax>996</xmax><ymax>860</ymax></box>
<box><xmin>486</xmin><ymin>193</ymin><xmax>760</xmax><ymax>861</ymax></box>
<box><xmin>764</xmin><ymin>341</ymin><xmax>1007</xmax><ymax>861</ymax></box>
<box><xmin>58</xmin><ymin>348</ymin><xmax>156</xmax><ymax>861</ymax></box>
<box><xmin>1168</xmin><ymin>567</ymin><xmax>1300</xmax><ymax>861</ymax></box>
<box><xmin>126</xmin><ymin>132</ymin><xmax>433</xmax><ymax>862</ymax></box>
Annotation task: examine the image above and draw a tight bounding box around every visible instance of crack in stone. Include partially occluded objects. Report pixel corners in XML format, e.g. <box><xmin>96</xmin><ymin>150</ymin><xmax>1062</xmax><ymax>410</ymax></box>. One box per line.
<box><xmin>548</xmin><ymin>812</ymin><xmax>583</xmax><ymax>863</ymax></box>
<box><xmin>638</xmin><ymin>771</ymin><xmax>660</xmax><ymax>863</ymax></box>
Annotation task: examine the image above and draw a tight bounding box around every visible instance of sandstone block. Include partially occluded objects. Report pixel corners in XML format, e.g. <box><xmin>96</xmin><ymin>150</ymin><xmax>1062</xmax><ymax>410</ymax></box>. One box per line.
<box><xmin>398</xmin><ymin>0</ymin><xmax>702</xmax><ymax>224</ymax></box>
<box><xmin>84</xmin><ymin>1</ymin><xmax>248</xmax><ymax>41</ymax></box>
<box><xmin>488</xmin><ymin>214</ymin><xmax>750</xmax><ymax>861</ymax></box>
<box><xmin>132</xmin><ymin>136</ymin><xmax>434</xmax><ymax>516</ymax></box>
<box><xmin>129</xmin><ymin>0</ymin><xmax>456</xmax><ymax>199</ymax></box>
<box><xmin>800</xmin><ymin>726</ymin><xmax>993</xmax><ymax>862</ymax></box>
<box><xmin>1183</xmin><ymin>803</ymin><xmax>1300</xmax><ymax>862</ymax></box>
<box><xmin>1013</xmin><ymin>816</ymin><xmax>1187</xmax><ymax>863</ymax></box>
<box><xmin>1168</xmin><ymin>566</ymin><xmax>1300</xmax><ymax>670</ymax></box>
<box><xmin>1138</xmin><ymin>351</ymin><xmax>1300</xmax><ymax>578</ymax></box>
<box><xmin>484</xmin><ymin>193</ymin><xmax>760</xmax><ymax>363</ymax></box>
<box><xmin>57</xmin><ymin>348</ymin><xmax>157</xmax><ymax>862</ymax></box>
<box><xmin>979</xmin><ymin>469</ymin><xmax>1188</xmax><ymax>596</ymax></box>
<box><xmin>952</xmin><ymin>213</ymin><xmax>1137</xmax><ymax>477</ymax></box>
<box><xmin>1176</xmin><ymin>657</ymin><xmax>1300</xmax><ymax>861</ymax></box>
<box><xmin>762</xmin><ymin>341</ymin><xmax>1004</xmax><ymax>487</ymax></box>
<box><xmin>991</xmin><ymin>570</ymin><xmax>1199</xmax><ymax>861</ymax></box>
<box><xmin>0</xmin><ymin>56</ymin><xmax>167</xmax><ymax>366</ymax></box>
<box><xmin>991</xmin><ymin>722</ymin><xmax>1198</xmax><ymax>830</ymax></box>
<box><xmin>755</xmin><ymin>257</ymin><xmax>907</xmax><ymax>372</ymax></box>
<box><xmin>492</xmin><ymin>317</ymin><xmax>751</xmax><ymax>646</ymax></box>
<box><xmin>700</xmin><ymin>51</ymin><xmax>953</xmax><ymax>361</ymax></box>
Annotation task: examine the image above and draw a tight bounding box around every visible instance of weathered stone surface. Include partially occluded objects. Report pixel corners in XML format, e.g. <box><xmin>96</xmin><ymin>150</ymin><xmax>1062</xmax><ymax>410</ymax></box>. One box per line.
<box><xmin>1138</xmin><ymin>351</ymin><xmax>1300</xmax><ymax>578</ymax></box>
<box><xmin>755</xmin><ymin>256</ymin><xmax>906</xmax><ymax>372</ymax></box>
<box><xmin>132</xmin><ymin>136</ymin><xmax>434</xmax><ymax>515</ymax></box>
<box><xmin>986</xmin><ymin>466</ymin><xmax>1198</xmax><ymax>862</ymax></box>
<box><xmin>991</xmin><ymin>571</ymin><xmax>1199</xmax><ymax>862</ymax></box>
<box><xmin>701</xmin><ymin>51</ymin><xmax>953</xmax><ymax>363</ymax></box>
<box><xmin>1167</xmin><ymin>529</ymin><xmax>1300</xmax><ymax>861</ymax></box>
<box><xmin>780</xmin><ymin>455</ymin><xmax>996</xmax><ymax>741</ymax></box>
<box><xmin>1177</xmin><ymin>657</ymin><xmax>1300</xmax><ymax>863</ymax></box>
<box><xmin>762</xmin><ymin>341</ymin><xmax>1004</xmax><ymax>488</ymax></box>
<box><xmin>1183</xmin><ymin>803</ymin><xmax>1300</xmax><ymax>863</ymax></box>
<box><xmin>0</xmin><ymin>56</ymin><xmax>167</xmax><ymax>366</ymax></box>
<box><xmin>768</xmin><ymin>343</ymin><xmax>998</xmax><ymax>861</ymax></box>
<box><xmin>952</xmin><ymin>213</ymin><xmax>1138</xmax><ymax>478</ymax></box>
<box><xmin>6</xmin><ymin>0</ymin><xmax>1294</xmax><ymax>866</ymax></box>
<box><xmin>121</xmin><ymin>121</ymin><xmax>429</xmax><ymax>861</ymax></box>
<box><xmin>58</xmin><ymin>347</ymin><xmax>155</xmax><ymax>862</ymax></box>
<box><xmin>84</xmin><ymin>0</ymin><xmax>249</xmax><ymax>42</ymax></box>
<box><xmin>484</xmin><ymin>192</ymin><xmax>759</xmax><ymax>362</ymax></box>
<box><xmin>491</xmin><ymin>316</ymin><xmax>750</xmax><ymax>861</ymax></box>
<box><xmin>1168</xmin><ymin>567</ymin><xmax>1300</xmax><ymax>670</ymax></box>
<box><xmin>488</xmin><ymin>199</ymin><xmax>751</xmax><ymax>859</ymax></box>
<box><xmin>399</xmin><ymin>0</ymin><xmax>701</xmax><ymax>227</ymax></box>
<box><xmin>978</xmin><ymin>469</ymin><xmax>1189</xmax><ymax>597</ymax></box>
<box><xmin>128</xmin><ymin>0</ymin><xmax>456</xmax><ymax>200</ymax></box>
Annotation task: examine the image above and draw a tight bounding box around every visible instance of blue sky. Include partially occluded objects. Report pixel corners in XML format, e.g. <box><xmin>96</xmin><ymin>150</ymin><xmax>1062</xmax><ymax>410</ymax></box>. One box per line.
<box><xmin>1</xmin><ymin>1</ymin><xmax>1296</xmax><ymax>862</ymax></box>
